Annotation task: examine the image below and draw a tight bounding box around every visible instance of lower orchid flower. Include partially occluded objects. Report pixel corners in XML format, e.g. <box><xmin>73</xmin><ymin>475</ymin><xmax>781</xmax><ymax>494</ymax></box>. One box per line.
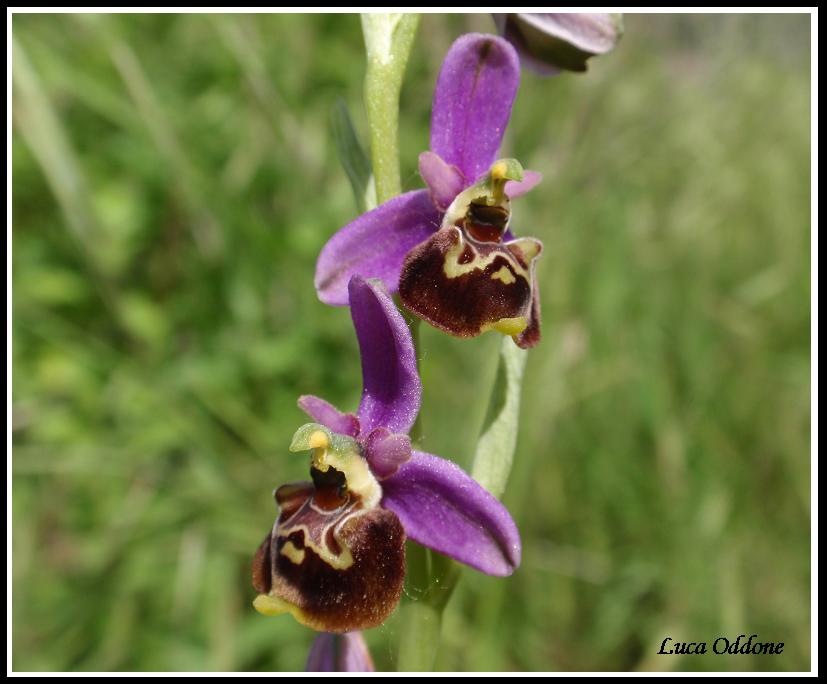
<box><xmin>315</xmin><ymin>33</ymin><xmax>544</xmax><ymax>349</ymax></box>
<box><xmin>252</xmin><ymin>275</ymin><xmax>521</xmax><ymax>633</ymax></box>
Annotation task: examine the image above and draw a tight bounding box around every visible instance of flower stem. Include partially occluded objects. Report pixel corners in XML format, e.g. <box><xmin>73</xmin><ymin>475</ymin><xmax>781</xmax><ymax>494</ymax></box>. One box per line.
<box><xmin>396</xmin><ymin>595</ymin><xmax>441</xmax><ymax>671</ymax></box>
<box><xmin>361</xmin><ymin>13</ymin><xmax>419</xmax><ymax>204</ymax></box>
<box><xmin>360</xmin><ymin>14</ymin><xmax>446</xmax><ymax>671</ymax></box>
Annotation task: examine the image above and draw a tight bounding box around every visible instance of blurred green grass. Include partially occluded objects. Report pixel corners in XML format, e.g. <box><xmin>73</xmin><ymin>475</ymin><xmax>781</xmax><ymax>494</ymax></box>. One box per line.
<box><xmin>12</xmin><ymin>13</ymin><xmax>810</xmax><ymax>672</ymax></box>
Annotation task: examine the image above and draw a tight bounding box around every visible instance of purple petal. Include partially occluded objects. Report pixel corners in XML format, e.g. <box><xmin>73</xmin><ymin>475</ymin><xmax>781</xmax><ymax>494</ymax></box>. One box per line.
<box><xmin>505</xmin><ymin>170</ymin><xmax>543</xmax><ymax>198</ymax></box>
<box><xmin>297</xmin><ymin>395</ymin><xmax>360</xmax><ymax>437</ymax></box>
<box><xmin>418</xmin><ymin>151</ymin><xmax>466</xmax><ymax>211</ymax></box>
<box><xmin>430</xmin><ymin>34</ymin><xmax>520</xmax><ymax>183</ymax></box>
<box><xmin>348</xmin><ymin>276</ymin><xmax>422</xmax><ymax>435</ymax></box>
<box><xmin>306</xmin><ymin>632</ymin><xmax>375</xmax><ymax>672</ymax></box>
<box><xmin>381</xmin><ymin>450</ymin><xmax>521</xmax><ymax>576</ymax></box>
<box><xmin>315</xmin><ymin>190</ymin><xmax>440</xmax><ymax>306</ymax></box>
<box><xmin>364</xmin><ymin>427</ymin><xmax>412</xmax><ymax>479</ymax></box>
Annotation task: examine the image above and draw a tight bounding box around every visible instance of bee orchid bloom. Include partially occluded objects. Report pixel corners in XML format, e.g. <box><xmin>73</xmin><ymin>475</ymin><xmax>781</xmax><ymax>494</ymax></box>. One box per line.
<box><xmin>315</xmin><ymin>34</ymin><xmax>544</xmax><ymax>349</ymax></box>
<box><xmin>252</xmin><ymin>275</ymin><xmax>521</xmax><ymax>633</ymax></box>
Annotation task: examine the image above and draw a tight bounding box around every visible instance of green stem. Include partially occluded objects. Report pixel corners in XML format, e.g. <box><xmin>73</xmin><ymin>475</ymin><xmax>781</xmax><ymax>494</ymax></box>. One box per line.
<box><xmin>361</xmin><ymin>13</ymin><xmax>419</xmax><ymax>203</ymax></box>
<box><xmin>397</xmin><ymin>537</ymin><xmax>460</xmax><ymax>671</ymax></box>
<box><xmin>396</xmin><ymin>595</ymin><xmax>442</xmax><ymax>671</ymax></box>
<box><xmin>397</xmin><ymin>540</ymin><xmax>438</xmax><ymax>671</ymax></box>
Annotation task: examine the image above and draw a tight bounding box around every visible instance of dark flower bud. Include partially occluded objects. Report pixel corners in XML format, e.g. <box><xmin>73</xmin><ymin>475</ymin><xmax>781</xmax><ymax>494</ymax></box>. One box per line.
<box><xmin>494</xmin><ymin>13</ymin><xmax>623</xmax><ymax>74</ymax></box>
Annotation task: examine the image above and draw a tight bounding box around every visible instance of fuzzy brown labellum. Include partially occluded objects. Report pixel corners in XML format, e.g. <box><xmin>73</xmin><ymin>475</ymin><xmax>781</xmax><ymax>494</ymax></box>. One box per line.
<box><xmin>252</xmin><ymin>426</ymin><xmax>407</xmax><ymax>633</ymax></box>
<box><xmin>401</xmin><ymin>158</ymin><xmax>543</xmax><ymax>348</ymax></box>
<box><xmin>399</xmin><ymin>223</ymin><xmax>542</xmax><ymax>349</ymax></box>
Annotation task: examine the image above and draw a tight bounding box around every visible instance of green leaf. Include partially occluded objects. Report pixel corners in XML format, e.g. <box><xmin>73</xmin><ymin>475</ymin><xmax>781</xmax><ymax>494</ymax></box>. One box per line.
<box><xmin>470</xmin><ymin>337</ymin><xmax>528</xmax><ymax>499</ymax></box>
<box><xmin>330</xmin><ymin>98</ymin><xmax>373</xmax><ymax>213</ymax></box>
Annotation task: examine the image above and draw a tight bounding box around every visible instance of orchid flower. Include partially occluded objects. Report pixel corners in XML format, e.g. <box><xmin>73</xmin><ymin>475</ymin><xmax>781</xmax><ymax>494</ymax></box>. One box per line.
<box><xmin>494</xmin><ymin>13</ymin><xmax>623</xmax><ymax>75</ymax></box>
<box><xmin>315</xmin><ymin>34</ymin><xmax>544</xmax><ymax>349</ymax></box>
<box><xmin>252</xmin><ymin>275</ymin><xmax>521</xmax><ymax>633</ymax></box>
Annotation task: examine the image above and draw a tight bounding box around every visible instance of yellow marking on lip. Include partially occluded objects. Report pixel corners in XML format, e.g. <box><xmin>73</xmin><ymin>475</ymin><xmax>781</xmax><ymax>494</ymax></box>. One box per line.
<box><xmin>491</xmin><ymin>265</ymin><xmax>516</xmax><ymax>284</ymax></box>
<box><xmin>253</xmin><ymin>593</ymin><xmax>293</xmax><ymax>617</ymax></box>
<box><xmin>278</xmin><ymin>522</ymin><xmax>355</xmax><ymax>569</ymax></box>
<box><xmin>443</xmin><ymin>227</ymin><xmax>530</xmax><ymax>281</ymax></box>
<box><xmin>481</xmin><ymin>316</ymin><xmax>528</xmax><ymax>336</ymax></box>
<box><xmin>280</xmin><ymin>540</ymin><xmax>306</xmax><ymax>565</ymax></box>
<box><xmin>509</xmin><ymin>237</ymin><xmax>542</xmax><ymax>261</ymax></box>
<box><xmin>278</xmin><ymin>507</ymin><xmax>359</xmax><ymax>571</ymax></box>
<box><xmin>253</xmin><ymin>594</ymin><xmax>319</xmax><ymax>631</ymax></box>
<box><xmin>253</xmin><ymin>593</ymin><xmax>331</xmax><ymax>632</ymax></box>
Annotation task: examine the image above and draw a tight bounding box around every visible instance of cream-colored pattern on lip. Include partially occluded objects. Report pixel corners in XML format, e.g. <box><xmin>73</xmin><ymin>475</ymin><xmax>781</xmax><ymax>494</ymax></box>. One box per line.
<box><xmin>253</xmin><ymin>593</ymin><xmax>294</xmax><ymax>617</ymax></box>
<box><xmin>442</xmin><ymin>227</ymin><xmax>531</xmax><ymax>282</ymax></box>
<box><xmin>491</xmin><ymin>265</ymin><xmax>517</xmax><ymax>284</ymax></box>
<box><xmin>280</xmin><ymin>540</ymin><xmax>306</xmax><ymax>565</ymax></box>
<box><xmin>277</xmin><ymin>502</ymin><xmax>363</xmax><ymax>570</ymax></box>
<box><xmin>509</xmin><ymin>237</ymin><xmax>542</xmax><ymax>261</ymax></box>
<box><xmin>481</xmin><ymin>316</ymin><xmax>528</xmax><ymax>336</ymax></box>
<box><xmin>277</xmin><ymin>424</ymin><xmax>384</xmax><ymax>572</ymax></box>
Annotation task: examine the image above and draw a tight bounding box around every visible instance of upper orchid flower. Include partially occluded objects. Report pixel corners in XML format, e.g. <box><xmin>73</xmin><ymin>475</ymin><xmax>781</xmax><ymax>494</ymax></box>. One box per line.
<box><xmin>252</xmin><ymin>275</ymin><xmax>521</xmax><ymax>633</ymax></box>
<box><xmin>315</xmin><ymin>34</ymin><xmax>544</xmax><ymax>349</ymax></box>
<box><xmin>494</xmin><ymin>13</ymin><xmax>623</xmax><ymax>75</ymax></box>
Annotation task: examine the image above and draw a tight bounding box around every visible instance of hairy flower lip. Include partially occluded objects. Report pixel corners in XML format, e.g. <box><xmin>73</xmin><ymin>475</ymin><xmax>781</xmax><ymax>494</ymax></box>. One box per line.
<box><xmin>254</xmin><ymin>275</ymin><xmax>522</xmax><ymax>632</ymax></box>
<box><xmin>398</xmin><ymin>161</ymin><xmax>543</xmax><ymax>349</ymax></box>
<box><xmin>398</xmin><ymin>223</ymin><xmax>541</xmax><ymax>347</ymax></box>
